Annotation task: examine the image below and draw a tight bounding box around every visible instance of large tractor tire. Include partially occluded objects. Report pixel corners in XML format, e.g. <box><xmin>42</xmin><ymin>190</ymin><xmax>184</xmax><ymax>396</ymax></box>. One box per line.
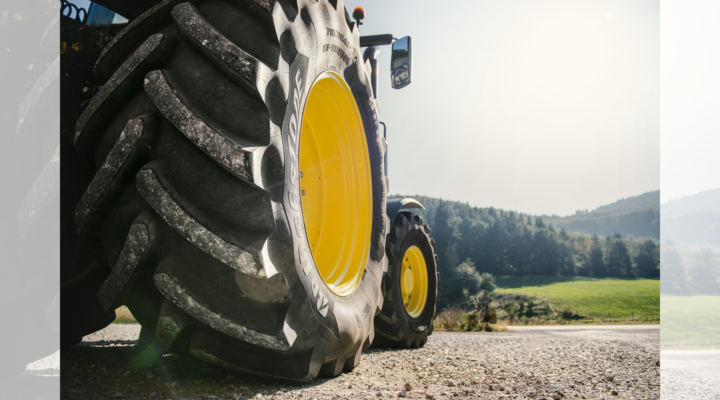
<box><xmin>61</xmin><ymin>0</ymin><xmax>388</xmax><ymax>381</ymax></box>
<box><xmin>373</xmin><ymin>212</ymin><xmax>438</xmax><ymax>348</ymax></box>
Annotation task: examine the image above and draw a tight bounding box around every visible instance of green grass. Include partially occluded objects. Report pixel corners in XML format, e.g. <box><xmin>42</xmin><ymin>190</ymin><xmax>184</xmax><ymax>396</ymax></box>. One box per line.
<box><xmin>495</xmin><ymin>275</ymin><xmax>581</xmax><ymax>288</ymax></box>
<box><xmin>495</xmin><ymin>276</ymin><xmax>659</xmax><ymax>322</ymax></box>
<box><xmin>113</xmin><ymin>305</ymin><xmax>138</xmax><ymax>324</ymax></box>
<box><xmin>110</xmin><ymin>278</ymin><xmax>663</xmax><ymax>326</ymax></box>
<box><xmin>661</xmin><ymin>295</ymin><xmax>720</xmax><ymax>349</ymax></box>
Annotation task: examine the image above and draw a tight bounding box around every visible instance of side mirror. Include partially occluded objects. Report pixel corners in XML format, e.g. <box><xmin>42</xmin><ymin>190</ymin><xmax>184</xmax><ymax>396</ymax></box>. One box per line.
<box><xmin>391</xmin><ymin>36</ymin><xmax>412</xmax><ymax>89</ymax></box>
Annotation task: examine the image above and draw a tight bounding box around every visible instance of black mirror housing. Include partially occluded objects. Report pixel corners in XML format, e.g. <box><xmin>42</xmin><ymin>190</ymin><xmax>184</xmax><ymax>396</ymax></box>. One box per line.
<box><xmin>391</xmin><ymin>36</ymin><xmax>412</xmax><ymax>89</ymax></box>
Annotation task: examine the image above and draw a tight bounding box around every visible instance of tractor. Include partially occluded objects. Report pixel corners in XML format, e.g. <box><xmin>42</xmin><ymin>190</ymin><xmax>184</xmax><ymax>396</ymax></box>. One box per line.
<box><xmin>61</xmin><ymin>0</ymin><xmax>438</xmax><ymax>380</ymax></box>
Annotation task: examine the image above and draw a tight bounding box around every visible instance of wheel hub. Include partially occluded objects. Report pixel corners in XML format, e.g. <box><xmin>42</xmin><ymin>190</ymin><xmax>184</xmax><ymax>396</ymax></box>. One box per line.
<box><xmin>299</xmin><ymin>72</ymin><xmax>373</xmax><ymax>297</ymax></box>
<box><xmin>400</xmin><ymin>245</ymin><xmax>429</xmax><ymax>317</ymax></box>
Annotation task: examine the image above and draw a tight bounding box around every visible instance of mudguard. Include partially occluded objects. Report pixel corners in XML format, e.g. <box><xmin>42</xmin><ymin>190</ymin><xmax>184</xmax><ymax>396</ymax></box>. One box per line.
<box><xmin>386</xmin><ymin>198</ymin><xmax>424</xmax><ymax>227</ymax></box>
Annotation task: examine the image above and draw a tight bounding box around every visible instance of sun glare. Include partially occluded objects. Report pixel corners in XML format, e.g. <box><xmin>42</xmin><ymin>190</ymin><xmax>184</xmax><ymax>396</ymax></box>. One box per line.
<box><xmin>515</xmin><ymin>11</ymin><xmax>612</xmax><ymax>113</ymax></box>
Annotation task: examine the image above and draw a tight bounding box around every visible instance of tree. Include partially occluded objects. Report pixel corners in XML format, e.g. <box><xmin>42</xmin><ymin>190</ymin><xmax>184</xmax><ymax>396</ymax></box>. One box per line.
<box><xmin>660</xmin><ymin>245</ymin><xmax>686</xmax><ymax>294</ymax></box>
<box><xmin>478</xmin><ymin>272</ymin><xmax>497</xmax><ymax>292</ymax></box>
<box><xmin>432</xmin><ymin>200</ymin><xmax>456</xmax><ymax>252</ymax></box>
<box><xmin>438</xmin><ymin>259</ymin><xmax>481</xmax><ymax>308</ymax></box>
<box><xmin>590</xmin><ymin>235</ymin><xmax>605</xmax><ymax>277</ymax></box>
<box><xmin>432</xmin><ymin>200</ymin><xmax>458</xmax><ymax>275</ymax></box>
<box><xmin>390</xmin><ymin>195</ymin><xmax>657</xmax><ymax>311</ymax></box>
<box><xmin>559</xmin><ymin>228</ymin><xmax>569</xmax><ymax>241</ymax></box>
<box><xmin>689</xmin><ymin>248</ymin><xmax>720</xmax><ymax>295</ymax></box>
<box><xmin>443</xmin><ymin>243</ymin><xmax>459</xmax><ymax>274</ymax></box>
<box><xmin>634</xmin><ymin>239</ymin><xmax>660</xmax><ymax>278</ymax></box>
<box><xmin>606</xmin><ymin>233</ymin><xmax>633</xmax><ymax>277</ymax></box>
<box><xmin>503</xmin><ymin>303</ymin><xmax>518</xmax><ymax>323</ymax></box>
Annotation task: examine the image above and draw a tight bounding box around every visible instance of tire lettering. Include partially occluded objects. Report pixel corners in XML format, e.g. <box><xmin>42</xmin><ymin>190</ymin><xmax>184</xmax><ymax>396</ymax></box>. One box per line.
<box><xmin>289</xmin><ymin>161</ymin><xmax>297</xmax><ymax>183</ymax></box>
<box><xmin>294</xmin><ymin>216</ymin><xmax>304</xmax><ymax>238</ymax></box>
<box><xmin>362</xmin><ymin>302</ymin><xmax>371</xmax><ymax>316</ymax></box>
<box><xmin>325</xmin><ymin>27</ymin><xmax>358</xmax><ymax>59</ymax></box>
<box><xmin>322</xmin><ymin>44</ymin><xmax>351</xmax><ymax>66</ymax></box>
<box><xmin>289</xmin><ymin>189</ymin><xmax>299</xmax><ymax>211</ymax></box>
<box><xmin>310</xmin><ymin>273</ymin><xmax>319</xmax><ymax>296</ymax></box>
<box><xmin>287</xmin><ymin>65</ymin><xmax>303</xmax><ymax>212</ymax></box>
<box><xmin>318</xmin><ymin>296</ymin><xmax>329</xmax><ymax>317</ymax></box>
<box><xmin>289</xmin><ymin>114</ymin><xmax>298</xmax><ymax>143</ymax></box>
<box><xmin>318</xmin><ymin>298</ymin><xmax>328</xmax><ymax>317</ymax></box>
<box><xmin>295</xmin><ymin>69</ymin><xmax>303</xmax><ymax>99</ymax></box>
<box><xmin>300</xmin><ymin>246</ymin><xmax>311</xmax><ymax>275</ymax></box>
<box><xmin>284</xmin><ymin>56</ymin><xmax>332</xmax><ymax>321</ymax></box>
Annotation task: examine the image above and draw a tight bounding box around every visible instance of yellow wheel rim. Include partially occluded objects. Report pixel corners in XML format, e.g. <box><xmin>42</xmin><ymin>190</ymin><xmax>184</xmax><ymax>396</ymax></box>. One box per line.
<box><xmin>299</xmin><ymin>72</ymin><xmax>373</xmax><ymax>297</ymax></box>
<box><xmin>400</xmin><ymin>245</ymin><xmax>429</xmax><ymax>318</ymax></box>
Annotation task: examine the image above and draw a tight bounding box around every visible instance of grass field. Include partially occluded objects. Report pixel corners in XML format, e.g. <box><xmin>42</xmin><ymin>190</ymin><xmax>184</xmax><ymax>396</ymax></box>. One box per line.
<box><xmin>113</xmin><ymin>306</ymin><xmax>138</xmax><ymax>324</ymax></box>
<box><xmin>495</xmin><ymin>276</ymin><xmax>660</xmax><ymax>322</ymax></box>
<box><xmin>661</xmin><ymin>295</ymin><xmax>720</xmax><ymax>349</ymax></box>
<box><xmin>113</xmin><ymin>278</ymin><xmax>661</xmax><ymax>325</ymax></box>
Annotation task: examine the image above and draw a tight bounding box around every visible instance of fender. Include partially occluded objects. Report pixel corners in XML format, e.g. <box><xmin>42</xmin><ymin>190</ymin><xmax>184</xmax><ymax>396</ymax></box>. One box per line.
<box><xmin>386</xmin><ymin>198</ymin><xmax>424</xmax><ymax>229</ymax></box>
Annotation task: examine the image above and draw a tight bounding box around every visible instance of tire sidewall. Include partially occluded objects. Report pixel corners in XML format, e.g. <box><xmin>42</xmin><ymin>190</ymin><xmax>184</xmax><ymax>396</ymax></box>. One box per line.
<box><xmin>277</xmin><ymin>0</ymin><xmax>385</xmax><ymax>349</ymax></box>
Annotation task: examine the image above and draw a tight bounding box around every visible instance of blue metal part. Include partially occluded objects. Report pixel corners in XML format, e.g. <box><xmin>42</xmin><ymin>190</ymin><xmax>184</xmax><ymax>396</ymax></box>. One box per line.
<box><xmin>60</xmin><ymin>0</ymin><xmax>89</xmax><ymax>24</ymax></box>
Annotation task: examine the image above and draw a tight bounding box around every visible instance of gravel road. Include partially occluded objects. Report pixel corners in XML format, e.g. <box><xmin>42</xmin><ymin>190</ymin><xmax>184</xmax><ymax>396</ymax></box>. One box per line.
<box><xmin>61</xmin><ymin>325</ymin><xmax>660</xmax><ymax>400</ymax></box>
<box><xmin>661</xmin><ymin>349</ymin><xmax>720</xmax><ymax>399</ymax></box>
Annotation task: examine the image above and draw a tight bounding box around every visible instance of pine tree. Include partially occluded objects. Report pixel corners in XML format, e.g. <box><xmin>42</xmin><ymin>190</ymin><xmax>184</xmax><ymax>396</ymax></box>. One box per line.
<box><xmin>432</xmin><ymin>200</ymin><xmax>457</xmax><ymax>275</ymax></box>
<box><xmin>432</xmin><ymin>200</ymin><xmax>455</xmax><ymax>252</ymax></box>
<box><xmin>635</xmin><ymin>239</ymin><xmax>660</xmax><ymax>278</ymax></box>
<box><xmin>590</xmin><ymin>234</ymin><xmax>605</xmax><ymax>277</ymax></box>
<box><xmin>690</xmin><ymin>248</ymin><xmax>720</xmax><ymax>295</ymax></box>
<box><xmin>606</xmin><ymin>233</ymin><xmax>633</xmax><ymax>277</ymax></box>
<box><xmin>660</xmin><ymin>245</ymin><xmax>686</xmax><ymax>294</ymax></box>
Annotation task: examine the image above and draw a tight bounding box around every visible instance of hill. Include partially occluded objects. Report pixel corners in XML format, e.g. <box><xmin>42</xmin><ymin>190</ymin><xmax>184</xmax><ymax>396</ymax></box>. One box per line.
<box><xmin>543</xmin><ymin>191</ymin><xmax>659</xmax><ymax>239</ymax></box>
<box><xmin>543</xmin><ymin>207</ymin><xmax>659</xmax><ymax>239</ymax></box>
<box><xmin>594</xmin><ymin>191</ymin><xmax>660</xmax><ymax>213</ymax></box>
<box><xmin>392</xmin><ymin>191</ymin><xmax>660</xmax><ymax>241</ymax></box>
<box><xmin>662</xmin><ymin>188</ymin><xmax>720</xmax><ymax>247</ymax></box>
<box><xmin>663</xmin><ymin>187</ymin><xmax>720</xmax><ymax>217</ymax></box>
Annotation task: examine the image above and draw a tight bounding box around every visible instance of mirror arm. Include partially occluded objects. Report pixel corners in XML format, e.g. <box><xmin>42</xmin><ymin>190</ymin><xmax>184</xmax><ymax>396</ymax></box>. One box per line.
<box><xmin>363</xmin><ymin>46</ymin><xmax>380</xmax><ymax>99</ymax></box>
<box><xmin>360</xmin><ymin>34</ymin><xmax>394</xmax><ymax>47</ymax></box>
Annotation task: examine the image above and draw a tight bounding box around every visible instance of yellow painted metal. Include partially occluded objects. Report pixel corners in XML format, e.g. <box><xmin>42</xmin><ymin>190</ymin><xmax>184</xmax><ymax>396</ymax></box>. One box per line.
<box><xmin>401</xmin><ymin>245</ymin><xmax>429</xmax><ymax>317</ymax></box>
<box><xmin>299</xmin><ymin>72</ymin><xmax>373</xmax><ymax>297</ymax></box>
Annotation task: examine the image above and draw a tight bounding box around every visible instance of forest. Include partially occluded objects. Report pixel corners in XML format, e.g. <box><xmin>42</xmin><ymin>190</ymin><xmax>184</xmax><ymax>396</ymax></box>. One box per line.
<box><xmin>392</xmin><ymin>195</ymin><xmax>661</xmax><ymax>308</ymax></box>
<box><xmin>661</xmin><ymin>244</ymin><xmax>720</xmax><ymax>295</ymax></box>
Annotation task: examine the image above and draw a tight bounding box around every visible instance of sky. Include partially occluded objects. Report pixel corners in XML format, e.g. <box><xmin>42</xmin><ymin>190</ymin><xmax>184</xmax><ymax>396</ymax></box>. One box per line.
<box><xmin>354</xmin><ymin>0</ymin><xmax>659</xmax><ymax>216</ymax></box>
<box><xmin>71</xmin><ymin>0</ymin><xmax>720</xmax><ymax>214</ymax></box>
<box><xmin>659</xmin><ymin>0</ymin><xmax>720</xmax><ymax>204</ymax></box>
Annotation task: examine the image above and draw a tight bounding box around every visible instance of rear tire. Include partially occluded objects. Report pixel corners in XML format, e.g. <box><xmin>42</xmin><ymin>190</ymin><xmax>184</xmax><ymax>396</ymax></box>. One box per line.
<box><xmin>61</xmin><ymin>0</ymin><xmax>388</xmax><ymax>381</ymax></box>
<box><xmin>373</xmin><ymin>212</ymin><xmax>438</xmax><ymax>348</ymax></box>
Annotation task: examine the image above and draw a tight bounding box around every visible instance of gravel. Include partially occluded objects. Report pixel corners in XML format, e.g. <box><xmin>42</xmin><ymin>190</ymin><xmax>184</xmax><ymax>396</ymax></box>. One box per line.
<box><xmin>61</xmin><ymin>325</ymin><xmax>660</xmax><ymax>399</ymax></box>
<box><xmin>661</xmin><ymin>349</ymin><xmax>720</xmax><ymax>399</ymax></box>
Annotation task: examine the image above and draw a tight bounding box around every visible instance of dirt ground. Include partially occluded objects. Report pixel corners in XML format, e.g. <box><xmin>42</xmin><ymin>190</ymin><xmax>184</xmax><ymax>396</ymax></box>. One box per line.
<box><xmin>60</xmin><ymin>325</ymin><xmax>660</xmax><ymax>400</ymax></box>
